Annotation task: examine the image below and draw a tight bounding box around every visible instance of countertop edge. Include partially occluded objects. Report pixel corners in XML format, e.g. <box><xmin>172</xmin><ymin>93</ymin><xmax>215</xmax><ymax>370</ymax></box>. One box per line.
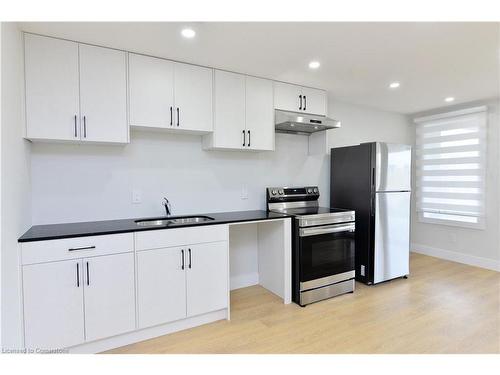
<box><xmin>18</xmin><ymin>212</ymin><xmax>293</xmax><ymax>243</ymax></box>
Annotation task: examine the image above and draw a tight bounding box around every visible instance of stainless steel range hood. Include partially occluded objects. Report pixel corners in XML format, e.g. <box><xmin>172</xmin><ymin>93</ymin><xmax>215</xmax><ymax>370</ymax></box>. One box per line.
<box><xmin>275</xmin><ymin>110</ymin><xmax>341</xmax><ymax>135</ymax></box>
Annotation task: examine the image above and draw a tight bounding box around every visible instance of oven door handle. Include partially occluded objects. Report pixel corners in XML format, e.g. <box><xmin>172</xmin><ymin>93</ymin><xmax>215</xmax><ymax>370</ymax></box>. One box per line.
<box><xmin>299</xmin><ymin>223</ymin><xmax>355</xmax><ymax>237</ymax></box>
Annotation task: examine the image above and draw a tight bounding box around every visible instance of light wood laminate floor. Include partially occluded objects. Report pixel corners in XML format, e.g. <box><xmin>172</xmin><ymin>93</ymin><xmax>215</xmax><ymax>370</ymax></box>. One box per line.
<box><xmin>106</xmin><ymin>253</ymin><xmax>500</xmax><ymax>354</ymax></box>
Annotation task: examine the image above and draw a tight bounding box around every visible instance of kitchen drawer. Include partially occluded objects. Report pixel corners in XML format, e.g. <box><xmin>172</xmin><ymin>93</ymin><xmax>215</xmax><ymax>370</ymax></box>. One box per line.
<box><xmin>21</xmin><ymin>233</ymin><xmax>134</xmax><ymax>265</ymax></box>
<box><xmin>135</xmin><ymin>224</ymin><xmax>228</xmax><ymax>251</ymax></box>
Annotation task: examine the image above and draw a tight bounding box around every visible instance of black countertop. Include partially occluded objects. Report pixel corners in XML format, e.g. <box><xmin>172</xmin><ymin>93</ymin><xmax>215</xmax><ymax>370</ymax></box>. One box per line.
<box><xmin>18</xmin><ymin>210</ymin><xmax>293</xmax><ymax>243</ymax></box>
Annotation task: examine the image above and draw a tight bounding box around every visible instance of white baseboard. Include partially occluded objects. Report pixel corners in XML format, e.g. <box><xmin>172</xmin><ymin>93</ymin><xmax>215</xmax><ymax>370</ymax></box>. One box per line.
<box><xmin>230</xmin><ymin>272</ymin><xmax>259</xmax><ymax>290</ymax></box>
<box><xmin>68</xmin><ymin>309</ymin><xmax>228</xmax><ymax>354</ymax></box>
<box><xmin>411</xmin><ymin>243</ymin><xmax>500</xmax><ymax>272</ymax></box>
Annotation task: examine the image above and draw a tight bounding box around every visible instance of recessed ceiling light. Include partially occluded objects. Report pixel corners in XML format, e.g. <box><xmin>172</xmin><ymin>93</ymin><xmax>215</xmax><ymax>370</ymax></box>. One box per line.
<box><xmin>445</xmin><ymin>97</ymin><xmax>455</xmax><ymax>103</ymax></box>
<box><xmin>181</xmin><ymin>28</ymin><xmax>196</xmax><ymax>39</ymax></box>
<box><xmin>389</xmin><ymin>82</ymin><xmax>400</xmax><ymax>89</ymax></box>
<box><xmin>308</xmin><ymin>61</ymin><xmax>320</xmax><ymax>69</ymax></box>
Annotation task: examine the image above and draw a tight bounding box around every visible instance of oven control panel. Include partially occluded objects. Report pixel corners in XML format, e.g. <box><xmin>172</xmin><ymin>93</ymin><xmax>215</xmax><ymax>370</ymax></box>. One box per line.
<box><xmin>266</xmin><ymin>186</ymin><xmax>319</xmax><ymax>202</ymax></box>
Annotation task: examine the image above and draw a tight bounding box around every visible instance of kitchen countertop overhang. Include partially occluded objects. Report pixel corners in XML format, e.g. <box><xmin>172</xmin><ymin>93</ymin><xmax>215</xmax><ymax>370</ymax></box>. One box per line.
<box><xmin>18</xmin><ymin>210</ymin><xmax>292</xmax><ymax>243</ymax></box>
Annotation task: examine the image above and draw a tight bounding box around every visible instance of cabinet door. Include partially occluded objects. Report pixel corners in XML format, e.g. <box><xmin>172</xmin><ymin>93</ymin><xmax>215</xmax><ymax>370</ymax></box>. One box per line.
<box><xmin>301</xmin><ymin>87</ymin><xmax>327</xmax><ymax>116</ymax></box>
<box><xmin>137</xmin><ymin>247</ymin><xmax>187</xmax><ymax>328</ymax></box>
<box><xmin>23</xmin><ymin>260</ymin><xmax>84</xmax><ymax>349</ymax></box>
<box><xmin>79</xmin><ymin>44</ymin><xmax>128</xmax><ymax>143</ymax></box>
<box><xmin>173</xmin><ymin>63</ymin><xmax>213</xmax><ymax>132</ymax></box>
<box><xmin>186</xmin><ymin>242</ymin><xmax>228</xmax><ymax>317</ymax></box>
<box><xmin>83</xmin><ymin>253</ymin><xmax>135</xmax><ymax>342</ymax></box>
<box><xmin>129</xmin><ymin>53</ymin><xmax>174</xmax><ymax>128</ymax></box>
<box><xmin>24</xmin><ymin>34</ymin><xmax>80</xmax><ymax>141</ymax></box>
<box><xmin>273</xmin><ymin>81</ymin><xmax>301</xmax><ymax>113</ymax></box>
<box><xmin>212</xmin><ymin>70</ymin><xmax>246</xmax><ymax>149</ymax></box>
<box><xmin>246</xmin><ymin>76</ymin><xmax>274</xmax><ymax>151</ymax></box>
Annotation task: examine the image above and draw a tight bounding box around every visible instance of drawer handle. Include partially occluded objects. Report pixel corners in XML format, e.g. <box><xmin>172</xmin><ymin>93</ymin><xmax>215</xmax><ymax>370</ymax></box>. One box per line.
<box><xmin>68</xmin><ymin>246</ymin><xmax>96</xmax><ymax>252</ymax></box>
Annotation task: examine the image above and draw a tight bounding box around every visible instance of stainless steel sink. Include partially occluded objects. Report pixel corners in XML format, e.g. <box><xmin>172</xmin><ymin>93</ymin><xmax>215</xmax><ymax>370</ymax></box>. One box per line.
<box><xmin>135</xmin><ymin>216</ymin><xmax>214</xmax><ymax>227</ymax></box>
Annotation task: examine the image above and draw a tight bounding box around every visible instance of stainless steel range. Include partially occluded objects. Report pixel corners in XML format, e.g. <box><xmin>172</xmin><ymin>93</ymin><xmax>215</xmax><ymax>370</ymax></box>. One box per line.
<box><xmin>266</xmin><ymin>186</ymin><xmax>356</xmax><ymax>306</ymax></box>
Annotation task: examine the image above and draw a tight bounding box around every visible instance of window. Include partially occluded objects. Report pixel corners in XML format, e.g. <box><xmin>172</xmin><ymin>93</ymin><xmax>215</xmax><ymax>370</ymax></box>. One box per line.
<box><xmin>414</xmin><ymin>106</ymin><xmax>487</xmax><ymax>229</ymax></box>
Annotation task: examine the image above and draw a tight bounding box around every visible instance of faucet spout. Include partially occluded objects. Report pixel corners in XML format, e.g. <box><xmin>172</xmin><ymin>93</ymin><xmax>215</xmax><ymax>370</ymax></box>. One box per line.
<box><xmin>163</xmin><ymin>197</ymin><xmax>172</xmax><ymax>217</ymax></box>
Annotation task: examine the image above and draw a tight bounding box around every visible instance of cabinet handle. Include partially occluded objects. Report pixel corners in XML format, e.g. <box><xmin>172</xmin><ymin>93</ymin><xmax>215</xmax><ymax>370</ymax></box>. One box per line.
<box><xmin>76</xmin><ymin>263</ymin><xmax>80</xmax><ymax>287</ymax></box>
<box><xmin>68</xmin><ymin>246</ymin><xmax>96</xmax><ymax>252</ymax></box>
<box><xmin>86</xmin><ymin>262</ymin><xmax>90</xmax><ymax>286</ymax></box>
<box><xmin>176</xmin><ymin>107</ymin><xmax>180</xmax><ymax>127</ymax></box>
<box><xmin>299</xmin><ymin>95</ymin><xmax>302</xmax><ymax>110</ymax></box>
<box><xmin>74</xmin><ymin>115</ymin><xmax>78</xmax><ymax>138</ymax></box>
<box><xmin>170</xmin><ymin>106</ymin><xmax>173</xmax><ymax>126</ymax></box>
<box><xmin>188</xmin><ymin>248</ymin><xmax>192</xmax><ymax>269</ymax></box>
<box><xmin>181</xmin><ymin>249</ymin><xmax>185</xmax><ymax>270</ymax></box>
<box><xmin>247</xmin><ymin>130</ymin><xmax>251</xmax><ymax>147</ymax></box>
<box><xmin>242</xmin><ymin>130</ymin><xmax>246</xmax><ymax>147</ymax></box>
<box><xmin>83</xmin><ymin>116</ymin><xmax>87</xmax><ymax>138</ymax></box>
<box><xmin>303</xmin><ymin>95</ymin><xmax>307</xmax><ymax>111</ymax></box>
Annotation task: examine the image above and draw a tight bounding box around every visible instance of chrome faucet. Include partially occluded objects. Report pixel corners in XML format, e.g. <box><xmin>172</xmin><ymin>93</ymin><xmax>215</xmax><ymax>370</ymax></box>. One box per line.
<box><xmin>163</xmin><ymin>197</ymin><xmax>172</xmax><ymax>217</ymax></box>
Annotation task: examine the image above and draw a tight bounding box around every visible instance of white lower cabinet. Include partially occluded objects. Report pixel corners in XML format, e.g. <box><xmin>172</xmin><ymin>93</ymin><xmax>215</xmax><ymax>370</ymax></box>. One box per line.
<box><xmin>83</xmin><ymin>253</ymin><xmax>136</xmax><ymax>341</ymax></box>
<box><xmin>21</xmin><ymin>227</ymin><xmax>229</xmax><ymax>350</ymax></box>
<box><xmin>23</xmin><ymin>259</ymin><xmax>85</xmax><ymax>349</ymax></box>
<box><xmin>21</xmin><ymin>234</ymin><xmax>136</xmax><ymax>349</ymax></box>
<box><xmin>186</xmin><ymin>242</ymin><xmax>229</xmax><ymax>317</ymax></box>
<box><xmin>137</xmin><ymin>247</ymin><xmax>187</xmax><ymax>328</ymax></box>
<box><xmin>137</xmin><ymin>240</ymin><xmax>228</xmax><ymax>329</ymax></box>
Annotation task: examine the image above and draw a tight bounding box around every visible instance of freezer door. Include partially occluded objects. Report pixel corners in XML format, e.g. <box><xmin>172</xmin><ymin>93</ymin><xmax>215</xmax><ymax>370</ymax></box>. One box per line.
<box><xmin>375</xmin><ymin>143</ymin><xmax>412</xmax><ymax>192</ymax></box>
<box><xmin>373</xmin><ymin>191</ymin><xmax>410</xmax><ymax>283</ymax></box>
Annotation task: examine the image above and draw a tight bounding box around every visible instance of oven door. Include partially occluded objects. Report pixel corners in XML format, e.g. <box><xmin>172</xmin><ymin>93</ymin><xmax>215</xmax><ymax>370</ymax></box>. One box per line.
<box><xmin>299</xmin><ymin>222</ymin><xmax>355</xmax><ymax>287</ymax></box>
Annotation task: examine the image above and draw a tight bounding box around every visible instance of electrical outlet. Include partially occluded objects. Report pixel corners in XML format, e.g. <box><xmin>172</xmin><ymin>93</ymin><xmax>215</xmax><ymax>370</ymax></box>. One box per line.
<box><xmin>132</xmin><ymin>189</ymin><xmax>142</xmax><ymax>204</ymax></box>
<box><xmin>241</xmin><ymin>186</ymin><xmax>248</xmax><ymax>200</ymax></box>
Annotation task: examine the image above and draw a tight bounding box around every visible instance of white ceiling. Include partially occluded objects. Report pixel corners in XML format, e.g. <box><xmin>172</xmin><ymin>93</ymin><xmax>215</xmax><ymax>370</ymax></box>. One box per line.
<box><xmin>19</xmin><ymin>22</ymin><xmax>499</xmax><ymax>114</ymax></box>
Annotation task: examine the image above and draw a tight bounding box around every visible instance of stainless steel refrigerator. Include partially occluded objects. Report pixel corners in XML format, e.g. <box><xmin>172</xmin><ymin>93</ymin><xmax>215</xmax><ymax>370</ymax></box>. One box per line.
<box><xmin>330</xmin><ymin>142</ymin><xmax>412</xmax><ymax>284</ymax></box>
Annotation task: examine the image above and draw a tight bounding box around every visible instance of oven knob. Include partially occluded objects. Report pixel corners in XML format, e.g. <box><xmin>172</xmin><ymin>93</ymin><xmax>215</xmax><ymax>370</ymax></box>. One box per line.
<box><xmin>272</xmin><ymin>189</ymin><xmax>277</xmax><ymax>195</ymax></box>
<box><xmin>313</xmin><ymin>187</ymin><xmax>318</xmax><ymax>194</ymax></box>
<box><xmin>278</xmin><ymin>189</ymin><xmax>284</xmax><ymax>195</ymax></box>
<box><xmin>307</xmin><ymin>188</ymin><xmax>313</xmax><ymax>194</ymax></box>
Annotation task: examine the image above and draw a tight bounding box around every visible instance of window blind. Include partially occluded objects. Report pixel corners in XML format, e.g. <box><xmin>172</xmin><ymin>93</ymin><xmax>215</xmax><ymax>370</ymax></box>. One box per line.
<box><xmin>414</xmin><ymin>106</ymin><xmax>487</xmax><ymax>228</ymax></box>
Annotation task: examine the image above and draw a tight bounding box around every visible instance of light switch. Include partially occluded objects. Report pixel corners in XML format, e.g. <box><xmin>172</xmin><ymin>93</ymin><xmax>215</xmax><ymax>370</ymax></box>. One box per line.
<box><xmin>132</xmin><ymin>189</ymin><xmax>142</xmax><ymax>204</ymax></box>
<box><xmin>241</xmin><ymin>186</ymin><xmax>248</xmax><ymax>200</ymax></box>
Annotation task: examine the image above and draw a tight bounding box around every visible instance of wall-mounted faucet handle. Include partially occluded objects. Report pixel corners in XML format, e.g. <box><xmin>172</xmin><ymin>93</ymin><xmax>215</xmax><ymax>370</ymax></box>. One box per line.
<box><xmin>163</xmin><ymin>197</ymin><xmax>172</xmax><ymax>216</ymax></box>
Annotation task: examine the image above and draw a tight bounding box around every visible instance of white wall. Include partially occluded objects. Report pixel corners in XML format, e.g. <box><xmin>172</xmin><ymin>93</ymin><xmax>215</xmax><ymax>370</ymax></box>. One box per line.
<box><xmin>327</xmin><ymin>100</ymin><xmax>415</xmax><ymax>148</ymax></box>
<box><xmin>31</xmin><ymin>131</ymin><xmax>330</xmax><ymax>224</ymax></box>
<box><xmin>411</xmin><ymin>99</ymin><xmax>500</xmax><ymax>270</ymax></box>
<box><xmin>1</xmin><ymin>22</ymin><xmax>32</xmax><ymax>349</ymax></box>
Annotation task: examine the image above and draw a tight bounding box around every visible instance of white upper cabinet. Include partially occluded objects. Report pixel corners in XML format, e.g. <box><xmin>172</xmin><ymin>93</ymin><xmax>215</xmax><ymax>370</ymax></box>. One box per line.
<box><xmin>203</xmin><ymin>70</ymin><xmax>274</xmax><ymax>151</ymax></box>
<box><xmin>274</xmin><ymin>82</ymin><xmax>302</xmax><ymax>113</ymax></box>
<box><xmin>173</xmin><ymin>62</ymin><xmax>213</xmax><ymax>132</ymax></box>
<box><xmin>301</xmin><ymin>86</ymin><xmax>327</xmax><ymax>116</ymax></box>
<box><xmin>245</xmin><ymin>76</ymin><xmax>275</xmax><ymax>151</ymax></box>
<box><xmin>128</xmin><ymin>53</ymin><xmax>174</xmax><ymax>128</ymax></box>
<box><xmin>24</xmin><ymin>34</ymin><xmax>129</xmax><ymax>144</ymax></box>
<box><xmin>274</xmin><ymin>81</ymin><xmax>327</xmax><ymax>116</ymax></box>
<box><xmin>79</xmin><ymin>44</ymin><xmax>128</xmax><ymax>143</ymax></box>
<box><xmin>206</xmin><ymin>70</ymin><xmax>246</xmax><ymax>150</ymax></box>
<box><xmin>24</xmin><ymin>34</ymin><xmax>80</xmax><ymax>141</ymax></box>
<box><xmin>128</xmin><ymin>55</ymin><xmax>213</xmax><ymax>133</ymax></box>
